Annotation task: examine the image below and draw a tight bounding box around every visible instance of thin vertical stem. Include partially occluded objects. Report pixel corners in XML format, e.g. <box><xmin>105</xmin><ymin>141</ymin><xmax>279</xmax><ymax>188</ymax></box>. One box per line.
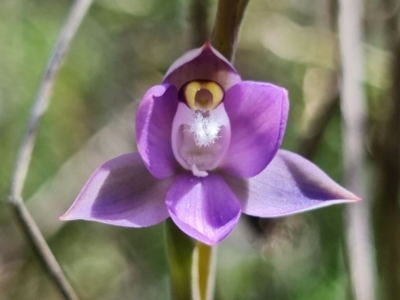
<box><xmin>337</xmin><ymin>0</ymin><xmax>376</xmax><ymax>300</ymax></box>
<box><xmin>211</xmin><ymin>0</ymin><xmax>250</xmax><ymax>61</ymax></box>
<box><xmin>8</xmin><ymin>0</ymin><xmax>94</xmax><ymax>299</ymax></box>
<box><xmin>192</xmin><ymin>242</ymin><xmax>217</xmax><ymax>300</ymax></box>
<box><xmin>166</xmin><ymin>221</ymin><xmax>217</xmax><ymax>300</ymax></box>
<box><xmin>165</xmin><ymin>219</ymin><xmax>196</xmax><ymax>300</ymax></box>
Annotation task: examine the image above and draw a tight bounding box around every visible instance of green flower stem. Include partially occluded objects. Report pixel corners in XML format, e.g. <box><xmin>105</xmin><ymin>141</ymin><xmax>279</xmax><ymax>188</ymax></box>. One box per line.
<box><xmin>193</xmin><ymin>242</ymin><xmax>217</xmax><ymax>300</ymax></box>
<box><xmin>211</xmin><ymin>0</ymin><xmax>250</xmax><ymax>61</ymax></box>
<box><xmin>166</xmin><ymin>219</ymin><xmax>195</xmax><ymax>300</ymax></box>
<box><xmin>166</xmin><ymin>219</ymin><xmax>217</xmax><ymax>300</ymax></box>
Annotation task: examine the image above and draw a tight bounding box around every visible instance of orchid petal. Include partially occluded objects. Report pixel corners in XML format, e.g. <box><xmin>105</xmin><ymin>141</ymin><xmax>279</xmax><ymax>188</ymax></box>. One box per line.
<box><xmin>163</xmin><ymin>43</ymin><xmax>241</xmax><ymax>91</ymax></box>
<box><xmin>166</xmin><ymin>173</ymin><xmax>241</xmax><ymax>245</ymax></box>
<box><xmin>60</xmin><ymin>153</ymin><xmax>174</xmax><ymax>227</ymax></box>
<box><xmin>171</xmin><ymin>102</ymin><xmax>231</xmax><ymax>172</ymax></box>
<box><xmin>136</xmin><ymin>84</ymin><xmax>179</xmax><ymax>179</ymax></box>
<box><xmin>224</xmin><ymin>150</ymin><xmax>360</xmax><ymax>217</ymax></box>
<box><xmin>221</xmin><ymin>82</ymin><xmax>289</xmax><ymax>178</ymax></box>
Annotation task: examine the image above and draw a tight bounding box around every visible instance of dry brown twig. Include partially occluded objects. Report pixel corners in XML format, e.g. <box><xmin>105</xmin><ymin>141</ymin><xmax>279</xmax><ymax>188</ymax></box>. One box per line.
<box><xmin>8</xmin><ymin>0</ymin><xmax>94</xmax><ymax>299</ymax></box>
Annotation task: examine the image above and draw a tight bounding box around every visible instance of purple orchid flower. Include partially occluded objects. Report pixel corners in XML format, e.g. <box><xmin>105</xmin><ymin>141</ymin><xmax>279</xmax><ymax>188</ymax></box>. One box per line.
<box><xmin>60</xmin><ymin>43</ymin><xmax>359</xmax><ymax>245</ymax></box>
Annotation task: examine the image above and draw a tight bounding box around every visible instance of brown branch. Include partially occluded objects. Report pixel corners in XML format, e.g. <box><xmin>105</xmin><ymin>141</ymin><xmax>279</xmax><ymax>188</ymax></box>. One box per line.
<box><xmin>337</xmin><ymin>0</ymin><xmax>376</xmax><ymax>299</ymax></box>
<box><xmin>8</xmin><ymin>0</ymin><xmax>94</xmax><ymax>299</ymax></box>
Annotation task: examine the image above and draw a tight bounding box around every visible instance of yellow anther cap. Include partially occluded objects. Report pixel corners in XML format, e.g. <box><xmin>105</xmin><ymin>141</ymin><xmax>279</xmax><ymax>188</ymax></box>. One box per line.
<box><xmin>182</xmin><ymin>81</ymin><xmax>224</xmax><ymax>111</ymax></box>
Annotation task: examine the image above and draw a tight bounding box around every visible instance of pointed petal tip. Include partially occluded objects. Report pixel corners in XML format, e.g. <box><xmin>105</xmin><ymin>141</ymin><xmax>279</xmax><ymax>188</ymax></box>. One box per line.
<box><xmin>331</xmin><ymin>187</ymin><xmax>362</xmax><ymax>203</ymax></box>
<box><xmin>351</xmin><ymin>195</ymin><xmax>362</xmax><ymax>202</ymax></box>
<box><xmin>58</xmin><ymin>208</ymin><xmax>83</xmax><ymax>222</ymax></box>
<box><xmin>58</xmin><ymin>213</ymin><xmax>74</xmax><ymax>221</ymax></box>
<box><xmin>58</xmin><ymin>209</ymin><xmax>71</xmax><ymax>221</ymax></box>
<box><xmin>203</xmin><ymin>41</ymin><xmax>211</xmax><ymax>49</ymax></box>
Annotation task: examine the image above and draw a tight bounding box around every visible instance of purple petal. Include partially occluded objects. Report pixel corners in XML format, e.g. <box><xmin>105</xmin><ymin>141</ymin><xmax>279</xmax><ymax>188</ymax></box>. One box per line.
<box><xmin>220</xmin><ymin>82</ymin><xmax>289</xmax><ymax>178</ymax></box>
<box><xmin>136</xmin><ymin>84</ymin><xmax>179</xmax><ymax>179</ymax></box>
<box><xmin>60</xmin><ymin>152</ymin><xmax>174</xmax><ymax>227</ymax></box>
<box><xmin>165</xmin><ymin>173</ymin><xmax>241</xmax><ymax>245</ymax></box>
<box><xmin>163</xmin><ymin>43</ymin><xmax>241</xmax><ymax>91</ymax></box>
<box><xmin>224</xmin><ymin>150</ymin><xmax>360</xmax><ymax>217</ymax></box>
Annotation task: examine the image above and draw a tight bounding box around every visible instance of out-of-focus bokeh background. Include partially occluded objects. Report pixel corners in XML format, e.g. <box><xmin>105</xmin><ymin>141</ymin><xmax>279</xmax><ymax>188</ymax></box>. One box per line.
<box><xmin>1</xmin><ymin>0</ymin><xmax>398</xmax><ymax>299</ymax></box>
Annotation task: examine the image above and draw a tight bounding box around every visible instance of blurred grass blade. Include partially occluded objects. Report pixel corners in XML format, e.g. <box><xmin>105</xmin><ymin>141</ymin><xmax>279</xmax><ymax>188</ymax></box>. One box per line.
<box><xmin>337</xmin><ymin>0</ymin><xmax>376</xmax><ymax>299</ymax></box>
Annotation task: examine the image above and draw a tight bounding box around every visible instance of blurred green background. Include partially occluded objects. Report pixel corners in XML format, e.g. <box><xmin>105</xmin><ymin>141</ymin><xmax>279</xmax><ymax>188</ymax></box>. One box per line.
<box><xmin>0</xmin><ymin>0</ymin><xmax>396</xmax><ymax>299</ymax></box>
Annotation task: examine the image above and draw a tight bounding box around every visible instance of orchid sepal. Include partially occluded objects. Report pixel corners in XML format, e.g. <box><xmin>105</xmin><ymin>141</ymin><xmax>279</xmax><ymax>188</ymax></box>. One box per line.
<box><xmin>225</xmin><ymin>150</ymin><xmax>360</xmax><ymax>218</ymax></box>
